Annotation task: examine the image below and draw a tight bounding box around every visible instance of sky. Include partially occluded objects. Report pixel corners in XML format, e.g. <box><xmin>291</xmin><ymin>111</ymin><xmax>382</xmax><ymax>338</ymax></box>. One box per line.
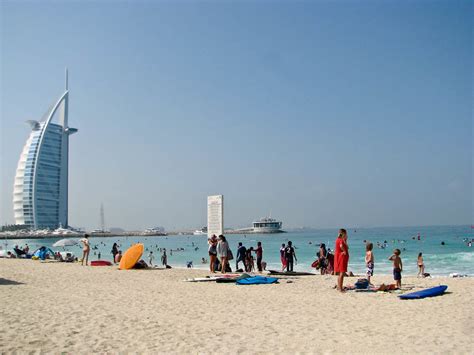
<box><xmin>0</xmin><ymin>0</ymin><xmax>472</xmax><ymax>231</ymax></box>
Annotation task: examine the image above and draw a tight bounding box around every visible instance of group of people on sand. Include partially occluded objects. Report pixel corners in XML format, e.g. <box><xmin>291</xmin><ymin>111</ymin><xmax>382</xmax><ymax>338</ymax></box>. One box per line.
<box><xmin>279</xmin><ymin>241</ymin><xmax>297</xmax><ymax>271</ymax></box>
<box><xmin>237</xmin><ymin>241</ymin><xmax>266</xmax><ymax>272</ymax></box>
<box><xmin>334</xmin><ymin>229</ymin><xmax>391</xmax><ymax>291</ymax></box>
<box><xmin>111</xmin><ymin>242</ymin><xmax>123</xmax><ymax>264</ymax></box>
<box><xmin>147</xmin><ymin>249</ymin><xmax>169</xmax><ymax>267</ymax></box>
<box><xmin>313</xmin><ymin>243</ymin><xmax>334</xmax><ymax>275</ymax></box>
<box><xmin>207</xmin><ymin>234</ymin><xmax>230</xmax><ymax>273</ymax></box>
<box><xmin>334</xmin><ymin>228</ymin><xmax>428</xmax><ymax>292</ymax></box>
<box><xmin>80</xmin><ymin>235</ymin><xmax>123</xmax><ymax>266</ymax></box>
<box><xmin>8</xmin><ymin>244</ymin><xmax>78</xmax><ymax>262</ymax></box>
<box><xmin>81</xmin><ymin>236</ymin><xmax>172</xmax><ymax>268</ymax></box>
<box><xmin>6</xmin><ymin>244</ymin><xmax>30</xmax><ymax>258</ymax></box>
<box><xmin>207</xmin><ymin>235</ymin><xmax>267</xmax><ymax>274</ymax></box>
<box><xmin>9</xmin><ymin>229</ymin><xmax>431</xmax><ymax>283</ymax></box>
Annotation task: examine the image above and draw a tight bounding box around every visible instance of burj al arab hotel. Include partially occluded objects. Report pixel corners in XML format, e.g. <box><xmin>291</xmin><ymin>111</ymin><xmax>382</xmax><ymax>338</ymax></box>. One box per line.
<box><xmin>13</xmin><ymin>70</ymin><xmax>77</xmax><ymax>229</ymax></box>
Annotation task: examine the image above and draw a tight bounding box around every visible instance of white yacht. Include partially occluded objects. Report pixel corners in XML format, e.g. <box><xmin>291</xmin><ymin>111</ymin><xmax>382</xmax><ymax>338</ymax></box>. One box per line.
<box><xmin>90</xmin><ymin>229</ymin><xmax>110</xmax><ymax>234</ymax></box>
<box><xmin>252</xmin><ymin>217</ymin><xmax>283</xmax><ymax>233</ymax></box>
<box><xmin>193</xmin><ymin>227</ymin><xmax>208</xmax><ymax>236</ymax></box>
<box><xmin>52</xmin><ymin>225</ymin><xmax>77</xmax><ymax>236</ymax></box>
<box><xmin>143</xmin><ymin>227</ymin><xmax>167</xmax><ymax>236</ymax></box>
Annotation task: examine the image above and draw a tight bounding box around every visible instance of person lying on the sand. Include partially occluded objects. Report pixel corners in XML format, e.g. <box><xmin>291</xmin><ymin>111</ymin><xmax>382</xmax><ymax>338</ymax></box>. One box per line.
<box><xmin>376</xmin><ymin>283</ymin><xmax>398</xmax><ymax>291</ymax></box>
<box><xmin>338</xmin><ymin>283</ymin><xmax>399</xmax><ymax>292</ymax></box>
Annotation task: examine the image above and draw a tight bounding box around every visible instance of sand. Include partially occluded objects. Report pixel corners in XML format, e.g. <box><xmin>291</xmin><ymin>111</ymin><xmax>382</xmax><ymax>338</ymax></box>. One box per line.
<box><xmin>0</xmin><ymin>258</ymin><xmax>472</xmax><ymax>354</ymax></box>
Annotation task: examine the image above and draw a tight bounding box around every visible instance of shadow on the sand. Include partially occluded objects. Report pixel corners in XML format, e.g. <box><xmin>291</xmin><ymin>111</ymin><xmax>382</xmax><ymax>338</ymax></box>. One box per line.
<box><xmin>0</xmin><ymin>278</ymin><xmax>24</xmax><ymax>286</ymax></box>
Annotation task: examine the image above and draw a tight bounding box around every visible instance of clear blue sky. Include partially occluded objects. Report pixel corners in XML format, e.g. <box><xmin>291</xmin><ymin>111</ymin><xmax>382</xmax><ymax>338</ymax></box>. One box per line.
<box><xmin>1</xmin><ymin>0</ymin><xmax>472</xmax><ymax>230</ymax></box>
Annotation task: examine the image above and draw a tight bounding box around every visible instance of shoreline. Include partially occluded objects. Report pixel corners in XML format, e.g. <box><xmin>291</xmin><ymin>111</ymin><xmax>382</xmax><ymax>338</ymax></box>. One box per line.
<box><xmin>1</xmin><ymin>256</ymin><xmax>472</xmax><ymax>278</ymax></box>
<box><xmin>3</xmin><ymin>225</ymin><xmax>473</xmax><ymax>278</ymax></box>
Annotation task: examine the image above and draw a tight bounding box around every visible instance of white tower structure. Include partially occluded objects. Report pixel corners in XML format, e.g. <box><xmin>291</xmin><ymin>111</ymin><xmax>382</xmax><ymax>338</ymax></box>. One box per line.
<box><xmin>13</xmin><ymin>69</ymin><xmax>78</xmax><ymax>228</ymax></box>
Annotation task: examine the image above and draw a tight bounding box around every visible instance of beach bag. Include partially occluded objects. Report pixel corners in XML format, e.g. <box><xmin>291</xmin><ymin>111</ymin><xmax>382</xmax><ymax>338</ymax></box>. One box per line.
<box><xmin>227</xmin><ymin>249</ymin><xmax>234</xmax><ymax>261</ymax></box>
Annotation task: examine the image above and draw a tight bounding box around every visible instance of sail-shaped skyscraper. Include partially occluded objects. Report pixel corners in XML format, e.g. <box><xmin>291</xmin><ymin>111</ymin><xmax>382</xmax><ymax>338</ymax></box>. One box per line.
<box><xmin>13</xmin><ymin>70</ymin><xmax>77</xmax><ymax>229</ymax></box>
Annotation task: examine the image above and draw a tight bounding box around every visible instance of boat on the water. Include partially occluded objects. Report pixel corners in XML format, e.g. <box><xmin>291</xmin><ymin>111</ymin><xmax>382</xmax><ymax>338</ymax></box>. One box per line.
<box><xmin>142</xmin><ymin>227</ymin><xmax>167</xmax><ymax>236</ymax></box>
<box><xmin>252</xmin><ymin>217</ymin><xmax>283</xmax><ymax>233</ymax></box>
<box><xmin>193</xmin><ymin>227</ymin><xmax>208</xmax><ymax>236</ymax></box>
<box><xmin>52</xmin><ymin>227</ymin><xmax>77</xmax><ymax>236</ymax></box>
<box><xmin>90</xmin><ymin>229</ymin><xmax>111</xmax><ymax>235</ymax></box>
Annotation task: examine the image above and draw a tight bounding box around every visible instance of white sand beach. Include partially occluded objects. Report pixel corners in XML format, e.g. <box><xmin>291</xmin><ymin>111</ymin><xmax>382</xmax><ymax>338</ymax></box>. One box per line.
<box><xmin>0</xmin><ymin>258</ymin><xmax>472</xmax><ymax>354</ymax></box>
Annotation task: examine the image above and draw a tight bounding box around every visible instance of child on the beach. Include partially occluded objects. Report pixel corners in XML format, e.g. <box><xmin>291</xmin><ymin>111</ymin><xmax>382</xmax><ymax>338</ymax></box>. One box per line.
<box><xmin>149</xmin><ymin>251</ymin><xmax>154</xmax><ymax>266</ymax></box>
<box><xmin>280</xmin><ymin>243</ymin><xmax>287</xmax><ymax>271</ymax></box>
<box><xmin>365</xmin><ymin>242</ymin><xmax>374</xmax><ymax>284</ymax></box>
<box><xmin>115</xmin><ymin>250</ymin><xmax>122</xmax><ymax>263</ymax></box>
<box><xmin>389</xmin><ymin>249</ymin><xmax>403</xmax><ymax>288</ymax></box>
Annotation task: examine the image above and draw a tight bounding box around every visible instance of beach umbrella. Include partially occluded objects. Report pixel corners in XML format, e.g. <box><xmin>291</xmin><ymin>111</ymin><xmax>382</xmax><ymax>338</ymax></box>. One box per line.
<box><xmin>52</xmin><ymin>238</ymin><xmax>78</xmax><ymax>247</ymax></box>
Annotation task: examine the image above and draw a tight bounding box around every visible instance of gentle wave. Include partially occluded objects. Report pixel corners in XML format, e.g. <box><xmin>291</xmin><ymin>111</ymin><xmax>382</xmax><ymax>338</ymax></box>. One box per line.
<box><xmin>426</xmin><ymin>251</ymin><xmax>474</xmax><ymax>262</ymax></box>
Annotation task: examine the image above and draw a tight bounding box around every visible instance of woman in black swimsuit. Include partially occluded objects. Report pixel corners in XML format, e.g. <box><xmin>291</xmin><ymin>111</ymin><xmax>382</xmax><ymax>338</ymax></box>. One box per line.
<box><xmin>208</xmin><ymin>235</ymin><xmax>218</xmax><ymax>273</ymax></box>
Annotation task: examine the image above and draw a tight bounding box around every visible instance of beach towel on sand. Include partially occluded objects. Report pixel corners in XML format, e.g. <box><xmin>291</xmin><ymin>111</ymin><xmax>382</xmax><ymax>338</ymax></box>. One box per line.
<box><xmin>236</xmin><ymin>276</ymin><xmax>278</xmax><ymax>285</ymax></box>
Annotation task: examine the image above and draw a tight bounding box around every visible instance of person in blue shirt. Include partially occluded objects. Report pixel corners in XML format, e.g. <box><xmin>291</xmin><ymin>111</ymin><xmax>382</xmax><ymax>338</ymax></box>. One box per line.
<box><xmin>236</xmin><ymin>242</ymin><xmax>247</xmax><ymax>270</ymax></box>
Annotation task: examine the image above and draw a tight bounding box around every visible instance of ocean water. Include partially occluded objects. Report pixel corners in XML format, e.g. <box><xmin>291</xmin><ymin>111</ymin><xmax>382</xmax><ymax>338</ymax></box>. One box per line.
<box><xmin>2</xmin><ymin>225</ymin><xmax>473</xmax><ymax>276</ymax></box>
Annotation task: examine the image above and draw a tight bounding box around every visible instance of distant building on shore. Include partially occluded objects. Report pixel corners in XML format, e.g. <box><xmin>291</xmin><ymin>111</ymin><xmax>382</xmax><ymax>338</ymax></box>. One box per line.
<box><xmin>13</xmin><ymin>70</ymin><xmax>77</xmax><ymax>229</ymax></box>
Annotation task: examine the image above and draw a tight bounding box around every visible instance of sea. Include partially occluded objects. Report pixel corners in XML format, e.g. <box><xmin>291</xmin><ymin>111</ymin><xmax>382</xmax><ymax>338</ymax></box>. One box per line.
<box><xmin>3</xmin><ymin>225</ymin><xmax>473</xmax><ymax>277</ymax></box>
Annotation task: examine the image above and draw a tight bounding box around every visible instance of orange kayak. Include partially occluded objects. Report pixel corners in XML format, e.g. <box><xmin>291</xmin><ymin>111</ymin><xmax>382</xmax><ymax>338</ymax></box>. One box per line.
<box><xmin>119</xmin><ymin>244</ymin><xmax>144</xmax><ymax>270</ymax></box>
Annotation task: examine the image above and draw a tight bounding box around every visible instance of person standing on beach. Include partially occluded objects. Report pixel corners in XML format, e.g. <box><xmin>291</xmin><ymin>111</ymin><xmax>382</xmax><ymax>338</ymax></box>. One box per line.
<box><xmin>149</xmin><ymin>251</ymin><xmax>154</xmax><ymax>266</ymax></box>
<box><xmin>81</xmin><ymin>234</ymin><xmax>90</xmax><ymax>266</ymax></box>
<box><xmin>365</xmin><ymin>243</ymin><xmax>374</xmax><ymax>284</ymax></box>
<box><xmin>280</xmin><ymin>243</ymin><xmax>287</xmax><ymax>271</ymax></box>
<box><xmin>285</xmin><ymin>241</ymin><xmax>297</xmax><ymax>272</ymax></box>
<box><xmin>236</xmin><ymin>242</ymin><xmax>247</xmax><ymax>270</ymax></box>
<box><xmin>334</xmin><ymin>229</ymin><xmax>349</xmax><ymax>292</ymax></box>
<box><xmin>245</xmin><ymin>247</ymin><xmax>254</xmax><ymax>272</ymax></box>
<box><xmin>254</xmin><ymin>242</ymin><xmax>263</xmax><ymax>272</ymax></box>
<box><xmin>208</xmin><ymin>234</ymin><xmax>218</xmax><ymax>273</ymax></box>
<box><xmin>111</xmin><ymin>243</ymin><xmax>119</xmax><ymax>264</ymax></box>
<box><xmin>318</xmin><ymin>243</ymin><xmax>329</xmax><ymax>275</ymax></box>
<box><xmin>161</xmin><ymin>248</ymin><xmax>168</xmax><ymax>266</ymax></box>
<box><xmin>389</xmin><ymin>249</ymin><xmax>403</xmax><ymax>288</ymax></box>
<box><xmin>417</xmin><ymin>253</ymin><xmax>424</xmax><ymax>277</ymax></box>
<box><xmin>216</xmin><ymin>235</ymin><xmax>229</xmax><ymax>274</ymax></box>
<box><xmin>115</xmin><ymin>250</ymin><xmax>122</xmax><ymax>263</ymax></box>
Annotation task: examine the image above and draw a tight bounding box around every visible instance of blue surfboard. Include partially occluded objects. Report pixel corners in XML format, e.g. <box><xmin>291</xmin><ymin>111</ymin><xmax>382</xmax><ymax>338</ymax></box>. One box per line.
<box><xmin>236</xmin><ymin>276</ymin><xmax>278</xmax><ymax>285</ymax></box>
<box><xmin>399</xmin><ymin>285</ymin><xmax>448</xmax><ymax>300</ymax></box>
